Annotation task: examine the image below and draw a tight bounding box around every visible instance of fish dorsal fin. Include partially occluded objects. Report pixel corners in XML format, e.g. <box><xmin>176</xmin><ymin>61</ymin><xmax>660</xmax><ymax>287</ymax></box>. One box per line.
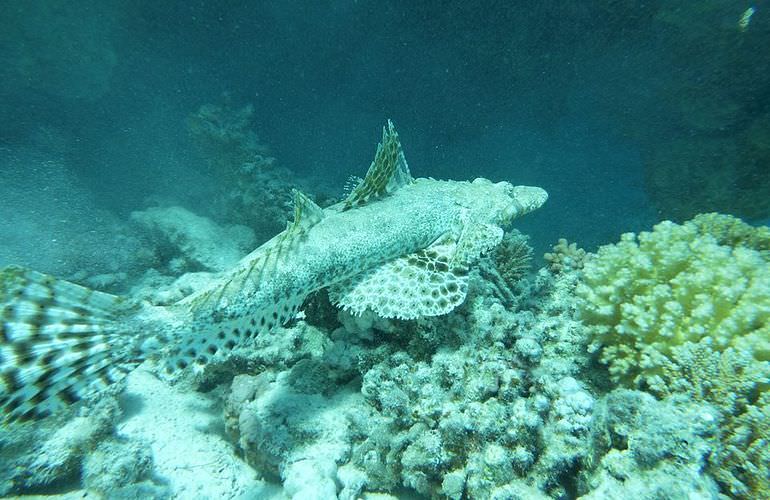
<box><xmin>186</xmin><ymin>189</ymin><xmax>323</xmax><ymax>316</ymax></box>
<box><xmin>342</xmin><ymin>175</ymin><xmax>364</xmax><ymax>199</ymax></box>
<box><xmin>343</xmin><ymin>120</ymin><xmax>413</xmax><ymax>210</ymax></box>
<box><xmin>288</xmin><ymin>188</ymin><xmax>325</xmax><ymax>233</ymax></box>
<box><xmin>329</xmin><ymin>237</ymin><xmax>469</xmax><ymax>320</ymax></box>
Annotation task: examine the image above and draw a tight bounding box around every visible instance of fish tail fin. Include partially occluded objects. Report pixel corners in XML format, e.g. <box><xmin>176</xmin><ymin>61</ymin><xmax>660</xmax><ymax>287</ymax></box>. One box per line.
<box><xmin>0</xmin><ymin>266</ymin><xmax>143</xmax><ymax>422</ymax></box>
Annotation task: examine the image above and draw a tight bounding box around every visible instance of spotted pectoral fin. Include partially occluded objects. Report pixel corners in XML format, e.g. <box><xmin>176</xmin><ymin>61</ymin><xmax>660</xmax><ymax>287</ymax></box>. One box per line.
<box><xmin>329</xmin><ymin>240</ymin><xmax>469</xmax><ymax>320</ymax></box>
<box><xmin>343</xmin><ymin>120</ymin><xmax>413</xmax><ymax>210</ymax></box>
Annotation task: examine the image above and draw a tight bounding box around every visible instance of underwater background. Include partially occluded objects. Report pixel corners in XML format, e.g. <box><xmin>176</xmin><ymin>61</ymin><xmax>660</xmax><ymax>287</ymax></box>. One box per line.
<box><xmin>1</xmin><ymin>1</ymin><xmax>769</xmax><ymax>499</ymax></box>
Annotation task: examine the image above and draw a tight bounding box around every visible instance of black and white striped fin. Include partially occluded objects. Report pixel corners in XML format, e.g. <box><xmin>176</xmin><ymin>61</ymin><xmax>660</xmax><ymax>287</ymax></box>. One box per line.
<box><xmin>0</xmin><ymin>266</ymin><xmax>140</xmax><ymax>422</ymax></box>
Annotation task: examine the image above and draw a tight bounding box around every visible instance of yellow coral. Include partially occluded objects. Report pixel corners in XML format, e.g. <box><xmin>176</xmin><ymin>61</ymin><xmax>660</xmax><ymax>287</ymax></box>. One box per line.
<box><xmin>689</xmin><ymin>212</ymin><xmax>770</xmax><ymax>259</ymax></box>
<box><xmin>577</xmin><ymin>219</ymin><xmax>770</xmax><ymax>392</ymax></box>
<box><xmin>577</xmin><ymin>214</ymin><xmax>770</xmax><ymax>497</ymax></box>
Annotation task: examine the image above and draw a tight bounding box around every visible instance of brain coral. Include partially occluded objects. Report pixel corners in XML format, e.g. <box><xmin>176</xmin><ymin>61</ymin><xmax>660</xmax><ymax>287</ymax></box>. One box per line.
<box><xmin>576</xmin><ymin>213</ymin><xmax>770</xmax><ymax>497</ymax></box>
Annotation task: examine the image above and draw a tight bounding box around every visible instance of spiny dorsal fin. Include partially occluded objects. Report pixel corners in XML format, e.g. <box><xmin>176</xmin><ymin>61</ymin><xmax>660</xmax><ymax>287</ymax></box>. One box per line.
<box><xmin>343</xmin><ymin>120</ymin><xmax>413</xmax><ymax>210</ymax></box>
<box><xmin>288</xmin><ymin>188</ymin><xmax>325</xmax><ymax>233</ymax></box>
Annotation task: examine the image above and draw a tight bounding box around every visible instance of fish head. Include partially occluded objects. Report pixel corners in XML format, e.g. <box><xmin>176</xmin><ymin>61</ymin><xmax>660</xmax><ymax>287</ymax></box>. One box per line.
<box><xmin>461</xmin><ymin>178</ymin><xmax>548</xmax><ymax>228</ymax></box>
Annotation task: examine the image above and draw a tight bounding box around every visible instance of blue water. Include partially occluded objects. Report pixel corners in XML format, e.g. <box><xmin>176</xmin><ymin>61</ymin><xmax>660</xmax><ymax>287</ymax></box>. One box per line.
<box><xmin>1</xmin><ymin>1</ymin><xmax>768</xmax><ymax>498</ymax></box>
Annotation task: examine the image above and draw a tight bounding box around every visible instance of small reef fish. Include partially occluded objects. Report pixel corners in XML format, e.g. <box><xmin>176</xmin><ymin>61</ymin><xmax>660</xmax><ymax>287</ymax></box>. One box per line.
<box><xmin>0</xmin><ymin>121</ymin><xmax>547</xmax><ymax>421</ymax></box>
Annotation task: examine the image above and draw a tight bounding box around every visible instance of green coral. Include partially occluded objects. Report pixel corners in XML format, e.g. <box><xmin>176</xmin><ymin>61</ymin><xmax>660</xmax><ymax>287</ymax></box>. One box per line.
<box><xmin>576</xmin><ymin>214</ymin><xmax>770</xmax><ymax>497</ymax></box>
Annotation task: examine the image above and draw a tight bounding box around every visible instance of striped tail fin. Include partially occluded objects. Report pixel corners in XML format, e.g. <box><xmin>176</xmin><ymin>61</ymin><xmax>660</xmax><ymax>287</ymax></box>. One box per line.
<box><xmin>0</xmin><ymin>266</ymin><xmax>142</xmax><ymax>422</ymax></box>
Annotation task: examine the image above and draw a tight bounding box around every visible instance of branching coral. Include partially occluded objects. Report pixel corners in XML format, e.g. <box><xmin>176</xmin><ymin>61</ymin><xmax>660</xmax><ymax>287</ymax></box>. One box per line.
<box><xmin>689</xmin><ymin>212</ymin><xmax>770</xmax><ymax>258</ymax></box>
<box><xmin>576</xmin><ymin>214</ymin><xmax>770</xmax><ymax>497</ymax></box>
<box><xmin>577</xmin><ymin>218</ymin><xmax>770</xmax><ymax>390</ymax></box>
<box><xmin>544</xmin><ymin>238</ymin><xmax>588</xmax><ymax>275</ymax></box>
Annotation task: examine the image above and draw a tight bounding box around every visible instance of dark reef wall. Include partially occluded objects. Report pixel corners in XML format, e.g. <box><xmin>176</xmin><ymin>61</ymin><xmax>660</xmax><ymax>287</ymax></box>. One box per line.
<box><xmin>601</xmin><ymin>1</ymin><xmax>770</xmax><ymax>221</ymax></box>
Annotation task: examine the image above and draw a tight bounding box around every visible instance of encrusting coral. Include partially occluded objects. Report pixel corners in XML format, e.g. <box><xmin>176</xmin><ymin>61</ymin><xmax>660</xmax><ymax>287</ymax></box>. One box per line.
<box><xmin>223</xmin><ymin>268</ymin><xmax>595</xmax><ymax>499</ymax></box>
<box><xmin>576</xmin><ymin>213</ymin><xmax>770</xmax><ymax>497</ymax></box>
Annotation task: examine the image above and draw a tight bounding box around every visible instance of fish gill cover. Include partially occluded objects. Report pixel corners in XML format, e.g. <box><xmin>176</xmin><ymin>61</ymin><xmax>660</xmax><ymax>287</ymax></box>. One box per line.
<box><xmin>0</xmin><ymin>1</ymin><xmax>768</xmax><ymax>498</ymax></box>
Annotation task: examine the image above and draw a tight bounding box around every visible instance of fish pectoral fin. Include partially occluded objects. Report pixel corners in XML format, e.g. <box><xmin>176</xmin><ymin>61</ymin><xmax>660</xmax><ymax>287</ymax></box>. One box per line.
<box><xmin>451</xmin><ymin>220</ymin><xmax>504</xmax><ymax>269</ymax></box>
<box><xmin>343</xmin><ymin>120</ymin><xmax>413</xmax><ymax>210</ymax></box>
<box><xmin>328</xmin><ymin>239</ymin><xmax>469</xmax><ymax>320</ymax></box>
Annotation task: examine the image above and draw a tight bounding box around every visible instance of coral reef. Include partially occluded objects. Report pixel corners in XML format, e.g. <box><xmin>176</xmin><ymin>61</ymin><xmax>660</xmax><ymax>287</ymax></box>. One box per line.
<box><xmin>187</xmin><ymin>97</ymin><xmax>300</xmax><ymax>239</ymax></box>
<box><xmin>577</xmin><ymin>217</ymin><xmax>769</xmax><ymax>391</ymax></box>
<box><xmin>195</xmin><ymin>219</ymin><xmax>745</xmax><ymax>499</ymax></box>
<box><xmin>82</xmin><ymin>439</ymin><xmax>168</xmax><ymax>498</ymax></box>
<box><xmin>0</xmin><ymin>396</ymin><xmax>121</xmax><ymax>495</ymax></box>
<box><xmin>577</xmin><ymin>214</ymin><xmax>770</xmax><ymax>497</ymax></box>
<box><xmin>225</xmin><ymin>370</ymin><xmax>362</xmax><ymax>498</ymax></box>
<box><xmin>543</xmin><ymin>238</ymin><xmax>588</xmax><ymax>275</ymax></box>
<box><xmin>689</xmin><ymin>212</ymin><xmax>770</xmax><ymax>258</ymax></box>
<box><xmin>222</xmin><ymin>266</ymin><xmax>595</xmax><ymax>499</ymax></box>
<box><xmin>579</xmin><ymin>390</ymin><xmax>720</xmax><ymax>498</ymax></box>
<box><xmin>4</xmin><ymin>218</ymin><xmax>750</xmax><ymax>498</ymax></box>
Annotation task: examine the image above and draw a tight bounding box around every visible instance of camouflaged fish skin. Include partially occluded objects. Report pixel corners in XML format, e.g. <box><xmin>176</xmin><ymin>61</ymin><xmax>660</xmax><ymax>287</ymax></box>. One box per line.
<box><xmin>0</xmin><ymin>121</ymin><xmax>547</xmax><ymax>421</ymax></box>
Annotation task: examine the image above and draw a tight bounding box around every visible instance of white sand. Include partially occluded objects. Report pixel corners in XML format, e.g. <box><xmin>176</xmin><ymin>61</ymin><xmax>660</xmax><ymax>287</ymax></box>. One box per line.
<box><xmin>118</xmin><ymin>368</ymin><xmax>285</xmax><ymax>500</ymax></box>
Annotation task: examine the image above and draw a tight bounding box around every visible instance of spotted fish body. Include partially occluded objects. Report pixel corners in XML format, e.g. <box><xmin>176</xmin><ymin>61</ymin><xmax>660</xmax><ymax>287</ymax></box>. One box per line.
<box><xmin>0</xmin><ymin>121</ymin><xmax>547</xmax><ymax>421</ymax></box>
